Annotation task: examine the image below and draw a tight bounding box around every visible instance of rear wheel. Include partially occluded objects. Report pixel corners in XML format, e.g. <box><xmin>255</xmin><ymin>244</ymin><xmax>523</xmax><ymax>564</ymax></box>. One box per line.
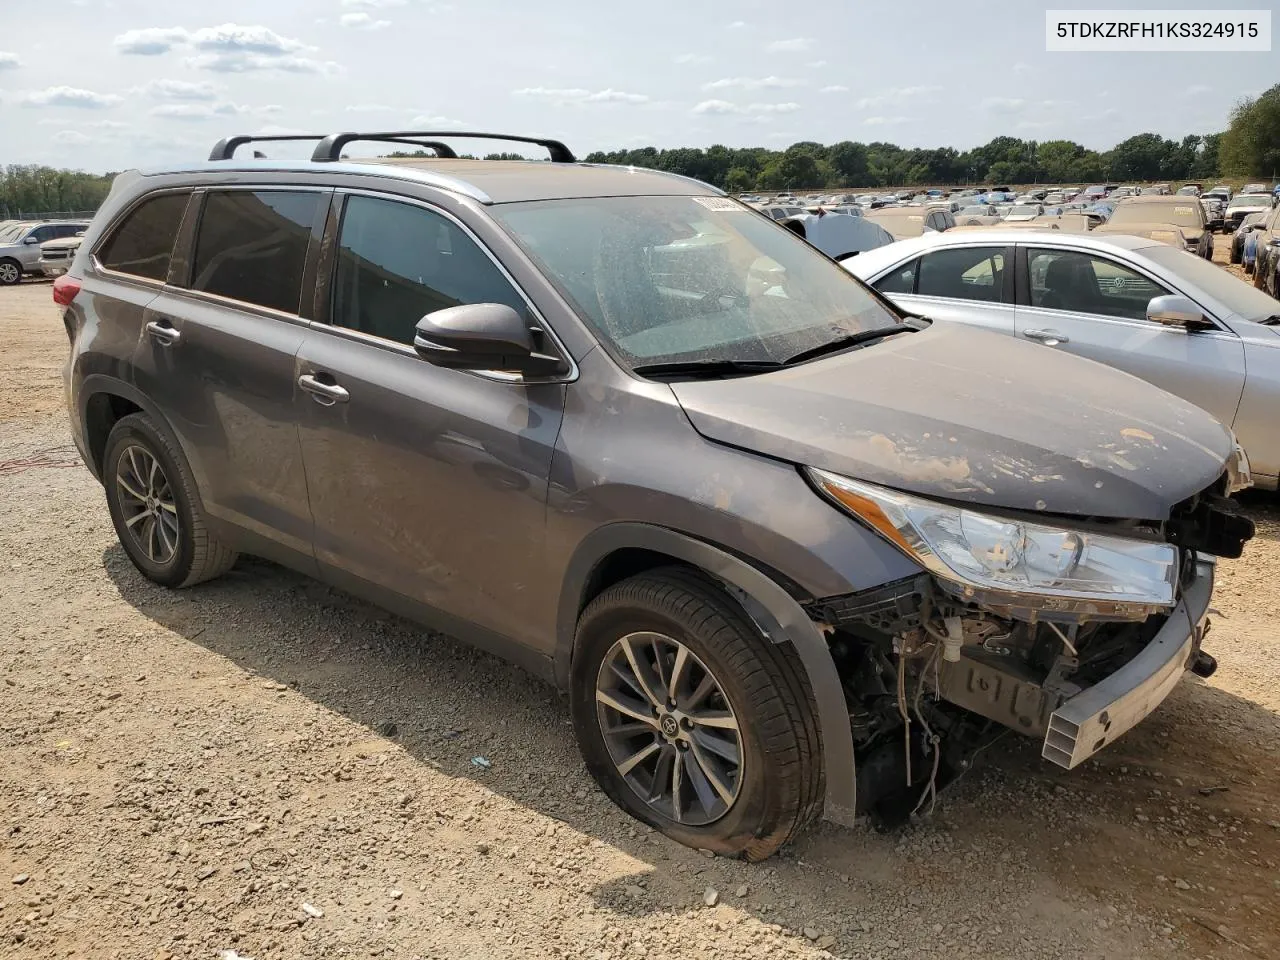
<box><xmin>0</xmin><ymin>259</ymin><xmax>21</xmax><ymax>286</ymax></box>
<box><xmin>571</xmin><ymin>568</ymin><xmax>823</xmax><ymax>860</ymax></box>
<box><xmin>103</xmin><ymin>413</ymin><xmax>238</xmax><ymax>588</ymax></box>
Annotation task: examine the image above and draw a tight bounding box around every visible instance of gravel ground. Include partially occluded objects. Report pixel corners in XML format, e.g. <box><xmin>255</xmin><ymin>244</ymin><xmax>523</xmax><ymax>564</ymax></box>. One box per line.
<box><xmin>1</xmin><ymin>239</ymin><xmax>1278</xmax><ymax>960</ymax></box>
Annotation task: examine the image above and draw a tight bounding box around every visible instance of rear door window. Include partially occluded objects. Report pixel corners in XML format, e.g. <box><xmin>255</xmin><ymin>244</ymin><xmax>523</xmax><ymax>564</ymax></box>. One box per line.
<box><xmin>191</xmin><ymin>190</ymin><xmax>321</xmax><ymax>314</ymax></box>
<box><xmin>917</xmin><ymin>247</ymin><xmax>1007</xmax><ymax>302</ymax></box>
<box><xmin>97</xmin><ymin>192</ymin><xmax>191</xmax><ymax>281</ymax></box>
<box><xmin>874</xmin><ymin>258</ymin><xmax>918</xmax><ymax>294</ymax></box>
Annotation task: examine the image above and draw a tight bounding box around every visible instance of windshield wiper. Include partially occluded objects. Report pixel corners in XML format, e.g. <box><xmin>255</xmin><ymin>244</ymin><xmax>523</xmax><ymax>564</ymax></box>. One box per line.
<box><xmin>1257</xmin><ymin>314</ymin><xmax>1280</xmax><ymax>326</ymax></box>
<box><xmin>631</xmin><ymin>358</ymin><xmax>785</xmax><ymax>379</ymax></box>
<box><xmin>780</xmin><ymin>322</ymin><xmax>920</xmax><ymax>366</ymax></box>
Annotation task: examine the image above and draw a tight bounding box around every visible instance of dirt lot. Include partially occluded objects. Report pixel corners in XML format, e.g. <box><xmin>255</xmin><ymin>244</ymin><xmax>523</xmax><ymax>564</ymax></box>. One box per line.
<box><xmin>1</xmin><ymin>240</ymin><xmax>1278</xmax><ymax>960</ymax></box>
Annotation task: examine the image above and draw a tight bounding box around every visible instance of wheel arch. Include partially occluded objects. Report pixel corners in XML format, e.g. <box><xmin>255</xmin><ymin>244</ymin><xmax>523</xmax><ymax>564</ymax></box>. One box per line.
<box><xmin>77</xmin><ymin>376</ymin><xmax>204</xmax><ymax>493</ymax></box>
<box><xmin>555</xmin><ymin>522</ymin><xmax>858</xmax><ymax>826</ymax></box>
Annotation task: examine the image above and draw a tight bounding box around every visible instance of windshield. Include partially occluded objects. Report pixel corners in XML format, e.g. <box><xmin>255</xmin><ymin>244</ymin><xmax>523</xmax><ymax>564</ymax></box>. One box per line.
<box><xmin>959</xmin><ymin>206</ymin><xmax>990</xmax><ymax>215</ymax></box>
<box><xmin>0</xmin><ymin>224</ymin><xmax>29</xmax><ymax>243</ymax></box>
<box><xmin>1142</xmin><ymin>244</ymin><xmax>1280</xmax><ymax>322</ymax></box>
<box><xmin>1009</xmin><ymin>205</ymin><xmax>1040</xmax><ymax>216</ymax></box>
<box><xmin>1228</xmin><ymin>196</ymin><xmax>1267</xmax><ymax>208</ymax></box>
<box><xmin>1110</xmin><ymin>202</ymin><xmax>1201</xmax><ymax>229</ymax></box>
<box><xmin>490</xmin><ymin>195</ymin><xmax>903</xmax><ymax>368</ymax></box>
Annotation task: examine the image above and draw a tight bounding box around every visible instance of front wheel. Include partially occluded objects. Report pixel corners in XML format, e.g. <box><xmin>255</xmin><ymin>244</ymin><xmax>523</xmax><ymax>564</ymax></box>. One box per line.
<box><xmin>570</xmin><ymin>568</ymin><xmax>823</xmax><ymax>860</ymax></box>
<box><xmin>0</xmin><ymin>259</ymin><xmax>21</xmax><ymax>286</ymax></box>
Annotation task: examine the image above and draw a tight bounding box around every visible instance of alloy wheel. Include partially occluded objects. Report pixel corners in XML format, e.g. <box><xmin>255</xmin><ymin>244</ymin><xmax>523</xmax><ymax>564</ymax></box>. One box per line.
<box><xmin>595</xmin><ymin>631</ymin><xmax>743</xmax><ymax>826</ymax></box>
<box><xmin>0</xmin><ymin>262</ymin><xmax>20</xmax><ymax>285</ymax></box>
<box><xmin>115</xmin><ymin>444</ymin><xmax>180</xmax><ymax>565</ymax></box>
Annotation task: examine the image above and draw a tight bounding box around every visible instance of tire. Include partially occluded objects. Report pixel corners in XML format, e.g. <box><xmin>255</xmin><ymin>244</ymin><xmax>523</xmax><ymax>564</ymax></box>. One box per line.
<box><xmin>571</xmin><ymin>567</ymin><xmax>823</xmax><ymax>861</ymax></box>
<box><xmin>1230</xmin><ymin>243</ymin><xmax>1242</xmax><ymax>264</ymax></box>
<box><xmin>103</xmin><ymin>413</ymin><xmax>238</xmax><ymax>588</ymax></box>
<box><xmin>0</xmin><ymin>259</ymin><xmax>21</xmax><ymax>286</ymax></box>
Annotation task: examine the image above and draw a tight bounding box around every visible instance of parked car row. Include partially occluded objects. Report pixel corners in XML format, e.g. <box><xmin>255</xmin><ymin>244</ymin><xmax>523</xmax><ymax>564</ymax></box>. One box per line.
<box><xmin>0</xmin><ymin>219</ymin><xmax>91</xmax><ymax>285</ymax></box>
<box><xmin>50</xmin><ymin>131</ymin><xmax>1254</xmax><ymax>858</ymax></box>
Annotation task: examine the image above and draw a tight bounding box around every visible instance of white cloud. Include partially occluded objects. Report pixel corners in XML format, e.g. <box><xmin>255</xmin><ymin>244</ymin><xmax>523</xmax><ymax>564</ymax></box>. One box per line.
<box><xmin>765</xmin><ymin>37</ymin><xmax>814</xmax><ymax>52</ymax></box>
<box><xmin>114</xmin><ymin>27</ymin><xmax>190</xmax><ymax>55</ymax></box>
<box><xmin>142</xmin><ymin>78</ymin><xmax>219</xmax><ymax>101</ymax></box>
<box><xmin>691</xmin><ymin>99</ymin><xmax>739</xmax><ymax>115</ymax></box>
<box><xmin>257</xmin><ymin>104</ymin><xmax>284</xmax><ymax>114</ymax></box>
<box><xmin>0</xmin><ymin>52</ymin><xmax>21</xmax><ymax>69</ymax></box>
<box><xmin>819</xmin><ymin>84</ymin><xmax>849</xmax><ymax>93</ymax></box>
<box><xmin>407</xmin><ymin>113</ymin><xmax>466</xmax><ymax>127</ymax></box>
<box><xmin>674</xmin><ymin>53</ymin><xmax>712</xmax><ymax>65</ymax></box>
<box><xmin>344</xmin><ymin>103</ymin><xmax>401</xmax><ymax>113</ymax></box>
<box><xmin>864</xmin><ymin>116</ymin><xmax>912</xmax><ymax>126</ymax></box>
<box><xmin>748</xmin><ymin>102</ymin><xmax>800</xmax><ymax>114</ymax></box>
<box><xmin>854</xmin><ymin>85</ymin><xmax>941</xmax><ymax>110</ymax></box>
<box><xmin>150</xmin><ymin>102</ymin><xmax>244</xmax><ymax>120</ymax></box>
<box><xmin>341</xmin><ymin>0</ymin><xmax>408</xmax><ymax>6</ymax></box>
<box><xmin>53</xmin><ymin>130</ymin><xmax>94</xmax><ymax>146</ymax></box>
<box><xmin>981</xmin><ymin>97</ymin><xmax>1026</xmax><ymax>113</ymax></box>
<box><xmin>703</xmin><ymin>75</ymin><xmax>803</xmax><ymax>91</ymax></box>
<box><xmin>189</xmin><ymin>24</ymin><xmax>308</xmax><ymax>55</ymax></box>
<box><xmin>728</xmin><ymin>20</ymin><xmax>746</xmax><ymax>28</ymax></box>
<box><xmin>21</xmin><ymin>86</ymin><xmax>123</xmax><ymax>109</ymax></box>
<box><xmin>340</xmin><ymin>12</ymin><xmax>392</xmax><ymax>29</ymax></box>
<box><xmin>1185</xmin><ymin>84</ymin><xmax>1212</xmax><ymax>96</ymax></box>
<box><xmin>189</xmin><ymin>53</ymin><xmax>339</xmax><ymax>74</ymax></box>
<box><xmin>808</xmin><ymin>59</ymin><xmax>827</xmax><ymax>68</ymax></box>
<box><xmin>513</xmin><ymin>87</ymin><xmax>648</xmax><ymax>106</ymax></box>
<box><xmin>585</xmin><ymin>89</ymin><xmax>649</xmax><ymax>104</ymax></box>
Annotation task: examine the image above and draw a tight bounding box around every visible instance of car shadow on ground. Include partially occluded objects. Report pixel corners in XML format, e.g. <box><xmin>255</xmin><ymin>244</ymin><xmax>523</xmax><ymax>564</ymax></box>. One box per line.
<box><xmin>103</xmin><ymin>545</ymin><xmax>1280</xmax><ymax>952</ymax></box>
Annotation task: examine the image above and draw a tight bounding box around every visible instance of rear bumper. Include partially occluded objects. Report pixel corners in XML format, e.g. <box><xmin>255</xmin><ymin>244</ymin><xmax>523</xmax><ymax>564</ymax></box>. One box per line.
<box><xmin>1042</xmin><ymin>558</ymin><xmax>1213</xmax><ymax>768</ymax></box>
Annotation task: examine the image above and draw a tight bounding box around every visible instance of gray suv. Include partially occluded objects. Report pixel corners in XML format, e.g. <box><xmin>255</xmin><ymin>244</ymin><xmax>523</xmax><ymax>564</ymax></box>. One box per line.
<box><xmin>58</xmin><ymin>131</ymin><xmax>1253</xmax><ymax>859</ymax></box>
<box><xmin>0</xmin><ymin>220</ymin><xmax>91</xmax><ymax>284</ymax></box>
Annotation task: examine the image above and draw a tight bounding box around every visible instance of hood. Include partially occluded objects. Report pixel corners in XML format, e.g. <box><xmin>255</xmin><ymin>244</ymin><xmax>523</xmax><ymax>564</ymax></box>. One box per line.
<box><xmin>41</xmin><ymin>237</ymin><xmax>82</xmax><ymax>252</ymax></box>
<box><xmin>670</xmin><ymin>324</ymin><xmax>1232</xmax><ymax>520</ymax></box>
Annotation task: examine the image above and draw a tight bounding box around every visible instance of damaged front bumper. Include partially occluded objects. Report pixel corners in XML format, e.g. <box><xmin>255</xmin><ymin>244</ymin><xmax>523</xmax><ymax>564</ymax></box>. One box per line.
<box><xmin>1041</xmin><ymin>557</ymin><xmax>1213</xmax><ymax>768</ymax></box>
<box><xmin>933</xmin><ymin>558</ymin><xmax>1214</xmax><ymax>768</ymax></box>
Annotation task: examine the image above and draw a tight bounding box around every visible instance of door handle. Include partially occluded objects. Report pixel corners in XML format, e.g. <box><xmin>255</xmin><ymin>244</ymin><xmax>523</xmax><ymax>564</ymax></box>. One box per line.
<box><xmin>1023</xmin><ymin>328</ymin><xmax>1069</xmax><ymax>346</ymax></box>
<box><xmin>144</xmin><ymin>320</ymin><xmax>181</xmax><ymax>346</ymax></box>
<box><xmin>298</xmin><ymin>373</ymin><xmax>350</xmax><ymax>405</ymax></box>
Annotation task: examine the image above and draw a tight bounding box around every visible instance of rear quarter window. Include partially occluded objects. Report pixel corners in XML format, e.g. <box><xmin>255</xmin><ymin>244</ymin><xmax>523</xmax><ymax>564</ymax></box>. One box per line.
<box><xmin>97</xmin><ymin>193</ymin><xmax>191</xmax><ymax>282</ymax></box>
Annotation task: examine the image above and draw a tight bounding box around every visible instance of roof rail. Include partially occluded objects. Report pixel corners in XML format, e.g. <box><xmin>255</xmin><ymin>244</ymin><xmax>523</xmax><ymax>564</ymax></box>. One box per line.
<box><xmin>209</xmin><ymin>135</ymin><xmax>327</xmax><ymax>161</ymax></box>
<box><xmin>311</xmin><ymin>131</ymin><xmax>576</xmax><ymax>163</ymax></box>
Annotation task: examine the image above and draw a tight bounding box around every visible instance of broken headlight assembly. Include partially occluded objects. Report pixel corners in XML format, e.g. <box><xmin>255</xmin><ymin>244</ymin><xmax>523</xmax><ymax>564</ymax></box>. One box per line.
<box><xmin>808</xmin><ymin>468</ymin><xmax>1178</xmax><ymax>619</ymax></box>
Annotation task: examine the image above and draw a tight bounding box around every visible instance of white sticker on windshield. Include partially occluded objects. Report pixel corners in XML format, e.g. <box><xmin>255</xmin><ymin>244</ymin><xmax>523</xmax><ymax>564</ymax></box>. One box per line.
<box><xmin>692</xmin><ymin>196</ymin><xmax>746</xmax><ymax>211</ymax></box>
<box><xmin>1174</xmin><ymin>206</ymin><xmax>1195</xmax><ymax>215</ymax></box>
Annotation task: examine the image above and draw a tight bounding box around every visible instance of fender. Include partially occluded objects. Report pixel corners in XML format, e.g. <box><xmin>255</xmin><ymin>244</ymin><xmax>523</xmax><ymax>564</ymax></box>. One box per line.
<box><xmin>77</xmin><ymin>374</ymin><xmax>210</xmax><ymax>496</ymax></box>
<box><xmin>556</xmin><ymin>522</ymin><xmax>857</xmax><ymax>826</ymax></box>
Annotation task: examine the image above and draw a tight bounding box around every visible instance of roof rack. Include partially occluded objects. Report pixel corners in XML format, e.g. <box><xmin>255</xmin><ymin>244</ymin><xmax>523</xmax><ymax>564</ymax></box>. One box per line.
<box><xmin>310</xmin><ymin>131</ymin><xmax>576</xmax><ymax>164</ymax></box>
<box><xmin>209</xmin><ymin>134</ymin><xmax>326</xmax><ymax>161</ymax></box>
<box><xmin>209</xmin><ymin>133</ymin><xmax>460</xmax><ymax>162</ymax></box>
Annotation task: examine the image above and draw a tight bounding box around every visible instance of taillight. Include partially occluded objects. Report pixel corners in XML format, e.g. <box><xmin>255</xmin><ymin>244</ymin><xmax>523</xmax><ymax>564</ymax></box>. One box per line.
<box><xmin>52</xmin><ymin>275</ymin><xmax>81</xmax><ymax>307</ymax></box>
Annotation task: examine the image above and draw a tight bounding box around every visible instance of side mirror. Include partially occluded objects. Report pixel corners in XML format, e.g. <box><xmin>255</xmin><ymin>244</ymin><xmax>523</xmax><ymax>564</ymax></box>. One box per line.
<box><xmin>1147</xmin><ymin>295</ymin><xmax>1212</xmax><ymax>331</ymax></box>
<box><xmin>413</xmin><ymin>303</ymin><xmax>568</xmax><ymax>377</ymax></box>
<box><xmin>22</xmin><ymin>236</ymin><xmax>39</xmax><ymax>245</ymax></box>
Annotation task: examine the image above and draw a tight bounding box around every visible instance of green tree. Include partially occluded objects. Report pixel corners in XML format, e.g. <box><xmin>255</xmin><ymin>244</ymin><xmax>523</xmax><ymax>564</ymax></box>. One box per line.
<box><xmin>1220</xmin><ymin>84</ymin><xmax>1280</xmax><ymax>178</ymax></box>
<box><xmin>1108</xmin><ymin>133</ymin><xmax>1172</xmax><ymax>181</ymax></box>
<box><xmin>827</xmin><ymin>141</ymin><xmax>869</xmax><ymax>186</ymax></box>
<box><xmin>723</xmin><ymin>167</ymin><xmax>754</xmax><ymax>193</ymax></box>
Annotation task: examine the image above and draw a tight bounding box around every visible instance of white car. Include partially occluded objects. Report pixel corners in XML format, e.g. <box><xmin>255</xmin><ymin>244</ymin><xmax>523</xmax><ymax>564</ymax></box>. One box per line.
<box><xmin>842</xmin><ymin>229</ymin><xmax>1280</xmax><ymax>486</ymax></box>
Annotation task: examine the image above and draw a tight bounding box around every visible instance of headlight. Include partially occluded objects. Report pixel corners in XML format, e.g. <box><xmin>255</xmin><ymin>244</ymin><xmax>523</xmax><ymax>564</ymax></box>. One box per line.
<box><xmin>809</xmin><ymin>468</ymin><xmax>1178</xmax><ymax>613</ymax></box>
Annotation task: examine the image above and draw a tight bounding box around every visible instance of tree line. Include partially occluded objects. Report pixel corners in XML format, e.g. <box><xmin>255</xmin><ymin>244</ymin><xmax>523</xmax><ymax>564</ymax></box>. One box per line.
<box><xmin>0</xmin><ymin>165</ymin><xmax>117</xmax><ymax>219</ymax></box>
<box><xmin>582</xmin><ymin>133</ymin><xmax>1225</xmax><ymax>193</ymax></box>
<box><xmin>583</xmin><ymin>83</ymin><xmax>1280</xmax><ymax>191</ymax></box>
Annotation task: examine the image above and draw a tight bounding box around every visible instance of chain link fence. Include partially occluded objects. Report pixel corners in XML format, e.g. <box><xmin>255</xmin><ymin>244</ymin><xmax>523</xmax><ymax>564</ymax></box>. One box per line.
<box><xmin>0</xmin><ymin>208</ymin><xmax>98</xmax><ymax>221</ymax></box>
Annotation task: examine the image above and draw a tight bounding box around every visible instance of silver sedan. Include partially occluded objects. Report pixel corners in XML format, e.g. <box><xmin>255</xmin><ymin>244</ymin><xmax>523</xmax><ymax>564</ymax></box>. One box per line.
<box><xmin>843</xmin><ymin>229</ymin><xmax>1280</xmax><ymax>488</ymax></box>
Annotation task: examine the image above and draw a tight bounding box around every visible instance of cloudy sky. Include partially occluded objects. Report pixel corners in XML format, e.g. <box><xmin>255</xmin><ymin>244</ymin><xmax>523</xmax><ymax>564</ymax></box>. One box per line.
<box><xmin>0</xmin><ymin>0</ymin><xmax>1274</xmax><ymax>172</ymax></box>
